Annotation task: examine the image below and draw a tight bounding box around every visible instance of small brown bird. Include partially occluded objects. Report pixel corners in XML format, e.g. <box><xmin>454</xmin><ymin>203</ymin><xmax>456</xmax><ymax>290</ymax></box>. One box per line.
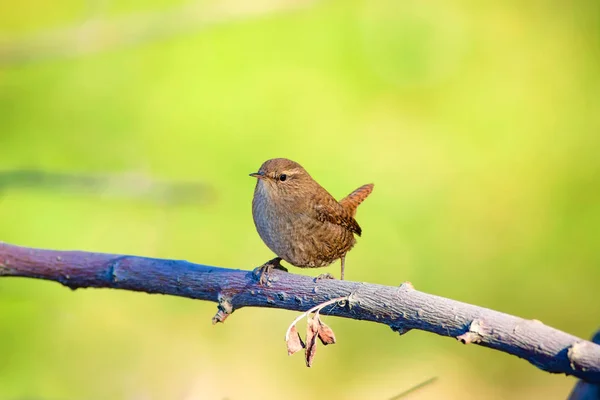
<box><xmin>250</xmin><ymin>158</ymin><xmax>373</xmax><ymax>283</ymax></box>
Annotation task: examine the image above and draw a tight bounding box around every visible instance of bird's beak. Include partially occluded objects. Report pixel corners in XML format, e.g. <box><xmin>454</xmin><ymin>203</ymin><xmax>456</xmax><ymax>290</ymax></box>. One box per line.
<box><xmin>249</xmin><ymin>172</ymin><xmax>264</xmax><ymax>179</ymax></box>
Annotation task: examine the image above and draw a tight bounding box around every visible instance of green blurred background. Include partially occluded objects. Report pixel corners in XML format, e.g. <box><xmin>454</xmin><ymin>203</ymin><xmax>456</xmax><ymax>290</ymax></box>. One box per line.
<box><xmin>1</xmin><ymin>0</ymin><xmax>599</xmax><ymax>398</ymax></box>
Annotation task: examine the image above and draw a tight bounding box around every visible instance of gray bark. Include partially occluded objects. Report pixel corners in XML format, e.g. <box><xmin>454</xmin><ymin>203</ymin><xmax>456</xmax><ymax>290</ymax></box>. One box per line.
<box><xmin>1</xmin><ymin>241</ymin><xmax>599</xmax><ymax>383</ymax></box>
<box><xmin>568</xmin><ymin>330</ymin><xmax>600</xmax><ymax>399</ymax></box>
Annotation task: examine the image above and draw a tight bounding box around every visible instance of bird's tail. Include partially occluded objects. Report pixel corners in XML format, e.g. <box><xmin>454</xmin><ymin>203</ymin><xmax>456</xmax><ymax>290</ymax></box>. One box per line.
<box><xmin>339</xmin><ymin>183</ymin><xmax>374</xmax><ymax>216</ymax></box>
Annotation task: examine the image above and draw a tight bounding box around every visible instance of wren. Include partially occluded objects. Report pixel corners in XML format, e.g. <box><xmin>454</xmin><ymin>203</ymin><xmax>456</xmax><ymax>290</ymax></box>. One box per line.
<box><xmin>250</xmin><ymin>158</ymin><xmax>373</xmax><ymax>283</ymax></box>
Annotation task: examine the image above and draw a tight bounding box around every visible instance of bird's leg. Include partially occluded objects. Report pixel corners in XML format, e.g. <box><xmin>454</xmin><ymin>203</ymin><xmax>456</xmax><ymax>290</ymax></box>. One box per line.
<box><xmin>340</xmin><ymin>255</ymin><xmax>346</xmax><ymax>280</ymax></box>
<box><xmin>271</xmin><ymin>257</ymin><xmax>288</xmax><ymax>272</ymax></box>
<box><xmin>253</xmin><ymin>257</ymin><xmax>287</xmax><ymax>285</ymax></box>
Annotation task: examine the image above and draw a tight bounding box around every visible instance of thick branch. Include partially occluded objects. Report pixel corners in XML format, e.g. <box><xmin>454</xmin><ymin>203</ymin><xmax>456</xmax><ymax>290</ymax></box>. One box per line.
<box><xmin>1</xmin><ymin>241</ymin><xmax>599</xmax><ymax>383</ymax></box>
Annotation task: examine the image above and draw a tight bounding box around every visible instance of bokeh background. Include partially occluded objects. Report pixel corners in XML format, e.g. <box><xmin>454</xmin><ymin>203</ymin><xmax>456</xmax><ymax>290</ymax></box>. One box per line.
<box><xmin>1</xmin><ymin>0</ymin><xmax>599</xmax><ymax>399</ymax></box>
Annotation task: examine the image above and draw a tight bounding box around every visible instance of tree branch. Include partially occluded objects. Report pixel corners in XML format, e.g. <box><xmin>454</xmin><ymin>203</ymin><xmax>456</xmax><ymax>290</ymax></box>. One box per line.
<box><xmin>1</xmin><ymin>241</ymin><xmax>599</xmax><ymax>383</ymax></box>
<box><xmin>568</xmin><ymin>330</ymin><xmax>600</xmax><ymax>399</ymax></box>
<box><xmin>0</xmin><ymin>0</ymin><xmax>317</xmax><ymax>66</ymax></box>
<box><xmin>0</xmin><ymin>169</ymin><xmax>212</xmax><ymax>206</ymax></box>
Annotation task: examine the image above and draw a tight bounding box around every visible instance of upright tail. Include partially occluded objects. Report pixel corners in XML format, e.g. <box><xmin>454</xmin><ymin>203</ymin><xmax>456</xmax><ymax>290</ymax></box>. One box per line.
<box><xmin>339</xmin><ymin>183</ymin><xmax>374</xmax><ymax>217</ymax></box>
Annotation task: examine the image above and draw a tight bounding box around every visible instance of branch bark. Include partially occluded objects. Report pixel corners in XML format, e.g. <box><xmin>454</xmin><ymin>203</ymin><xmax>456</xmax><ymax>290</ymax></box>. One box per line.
<box><xmin>568</xmin><ymin>330</ymin><xmax>600</xmax><ymax>399</ymax></box>
<box><xmin>1</xmin><ymin>241</ymin><xmax>599</xmax><ymax>383</ymax></box>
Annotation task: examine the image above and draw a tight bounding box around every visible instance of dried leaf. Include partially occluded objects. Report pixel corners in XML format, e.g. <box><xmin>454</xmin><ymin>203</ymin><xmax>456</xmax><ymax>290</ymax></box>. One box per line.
<box><xmin>305</xmin><ymin>315</ymin><xmax>319</xmax><ymax>346</ymax></box>
<box><xmin>317</xmin><ymin>318</ymin><xmax>336</xmax><ymax>345</ymax></box>
<box><xmin>286</xmin><ymin>325</ymin><xmax>305</xmax><ymax>356</ymax></box>
<box><xmin>305</xmin><ymin>315</ymin><xmax>319</xmax><ymax>367</ymax></box>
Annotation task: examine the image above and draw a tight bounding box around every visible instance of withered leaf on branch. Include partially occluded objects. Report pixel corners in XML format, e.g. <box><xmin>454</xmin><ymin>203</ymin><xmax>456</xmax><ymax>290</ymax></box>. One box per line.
<box><xmin>305</xmin><ymin>315</ymin><xmax>320</xmax><ymax>367</ymax></box>
<box><xmin>317</xmin><ymin>317</ymin><xmax>336</xmax><ymax>345</ymax></box>
<box><xmin>286</xmin><ymin>325</ymin><xmax>305</xmax><ymax>356</ymax></box>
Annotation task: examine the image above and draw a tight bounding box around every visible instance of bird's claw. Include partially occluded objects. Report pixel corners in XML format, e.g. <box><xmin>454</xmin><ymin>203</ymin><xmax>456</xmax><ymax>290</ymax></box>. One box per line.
<box><xmin>315</xmin><ymin>273</ymin><xmax>336</xmax><ymax>281</ymax></box>
<box><xmin>253</xmin><ymin>265</ymin><xmax>271</xmax><ymax>285</ymax></box>
<box><xmin>253</xmin><ymin>257</ymin><xmax>287</xmax><ymax>285</ymax></box>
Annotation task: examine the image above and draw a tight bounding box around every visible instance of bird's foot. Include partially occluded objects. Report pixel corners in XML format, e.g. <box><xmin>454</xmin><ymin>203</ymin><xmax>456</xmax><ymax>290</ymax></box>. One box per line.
<box><xmin>253</xmin><ymin>257</ymin><xmax>287</xmax><ymax>285</ymax></box>
<box><xmin>315</xmin><ymin>273</ymin><xmax>336</xmax><ymax>281</ymax></box>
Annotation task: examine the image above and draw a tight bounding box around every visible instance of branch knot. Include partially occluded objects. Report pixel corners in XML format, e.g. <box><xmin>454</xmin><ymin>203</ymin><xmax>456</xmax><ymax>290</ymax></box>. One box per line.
<box><xmin>212</xmin><ymin>293</ymin><xmax>234</xmax><ymax>325</ymax></box>
<box><xmin>457</xmin><ymin>319</ymin><xmax>485</xmax><ymax>345</ymax></box>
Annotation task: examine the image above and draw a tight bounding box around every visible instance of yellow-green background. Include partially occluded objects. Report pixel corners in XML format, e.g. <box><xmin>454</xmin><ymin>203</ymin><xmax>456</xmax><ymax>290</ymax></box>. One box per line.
<box><xmin>1</xmin><ymin>0</ymin><xmax>599</xmax><ymax>399</ymax></box>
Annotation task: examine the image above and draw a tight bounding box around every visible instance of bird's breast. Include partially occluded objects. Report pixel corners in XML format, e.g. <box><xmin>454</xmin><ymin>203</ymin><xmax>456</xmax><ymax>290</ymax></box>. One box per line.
<box><xmin>252</xmin><ymin>189</ymin><xmax>355</xmax><ymax>268</ymax></box>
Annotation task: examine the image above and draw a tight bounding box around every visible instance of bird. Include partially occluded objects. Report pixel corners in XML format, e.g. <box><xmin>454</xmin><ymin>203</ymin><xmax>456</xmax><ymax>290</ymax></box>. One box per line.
<box><xmin>250</xmin><ymin>158</ymin><xmax>373</xmax><ymax>283</ymax></box>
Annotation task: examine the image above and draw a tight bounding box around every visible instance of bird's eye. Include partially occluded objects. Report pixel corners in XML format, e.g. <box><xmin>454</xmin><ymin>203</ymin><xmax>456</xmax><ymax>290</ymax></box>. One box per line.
<box><xmin>279</xmin><ymin>174</ymin><xmax>287</xmax><ymax>182</ymax></box>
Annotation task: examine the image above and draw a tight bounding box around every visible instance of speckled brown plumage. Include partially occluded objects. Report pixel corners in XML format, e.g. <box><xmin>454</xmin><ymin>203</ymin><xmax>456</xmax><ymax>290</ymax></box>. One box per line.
<box><xmin>250</xmin><ymin>158</ymin><xmax>373</xmax><ymax>281</ymax></box>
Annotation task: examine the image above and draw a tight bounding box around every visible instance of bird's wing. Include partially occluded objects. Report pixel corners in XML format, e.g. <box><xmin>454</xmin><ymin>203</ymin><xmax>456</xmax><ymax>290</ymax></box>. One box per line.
<box><xmin>339</xmin><ymin>183</ymin><xmax>374</xmax><ymax>217</ymax></box>
<box><xmin>313</xmin><ymin>195</ymin><xmax>363</xmax><ymax>236</ymax></box>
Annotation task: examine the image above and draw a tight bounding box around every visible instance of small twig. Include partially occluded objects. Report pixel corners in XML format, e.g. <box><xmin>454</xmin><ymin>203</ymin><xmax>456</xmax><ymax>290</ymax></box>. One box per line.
<box><xmin>388</xmin><ymin>376</ymin><xmax>438</xmax><ymax>400</ymax></box>
<box><xmin>0</xmin><ymin>170</ymin><xmax>212</xmax><ymax>206</ymax></box>
<box><xmin>0</xmin><ymin>0</ymin><xmax>317</xmax><ymax>66</ymax></box>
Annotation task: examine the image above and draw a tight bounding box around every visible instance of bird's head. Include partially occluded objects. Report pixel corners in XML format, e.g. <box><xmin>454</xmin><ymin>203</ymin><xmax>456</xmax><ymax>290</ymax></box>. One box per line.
<box><xmin>250</xmin><ymin>158</ymin><xmax>313</xmax><ymax>198</ymax></box>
